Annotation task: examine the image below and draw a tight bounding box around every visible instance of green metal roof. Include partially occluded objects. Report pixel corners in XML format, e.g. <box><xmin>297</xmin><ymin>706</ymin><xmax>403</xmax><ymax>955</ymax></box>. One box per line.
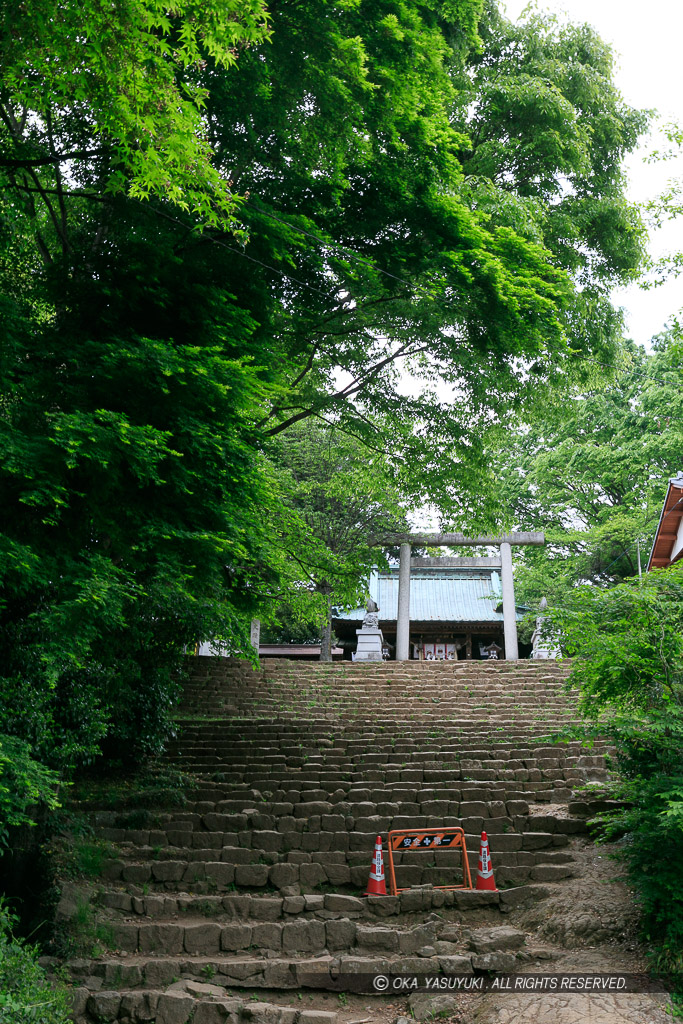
<box><xmin>334</xmin><ymin>568</ymin><xmax>523</xmax><ymax>624</ymax></box>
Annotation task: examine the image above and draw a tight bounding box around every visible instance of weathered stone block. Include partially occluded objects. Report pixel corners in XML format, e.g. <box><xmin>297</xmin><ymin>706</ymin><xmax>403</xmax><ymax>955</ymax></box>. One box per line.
<box><xmin>452</xmin><ymin>890</ymin><xmax>499</xmax><ymax>911</ymax></box>
<box><xmin>250</xmin><ymin>897</ymin><xmax>283</xmax><ymax>921</ymax></box>
<box><xmin>471</xmin><ymin>952</ymin><xmax>517</xmax><ymax>971</ymax></box>
<box><xmin>530</xmin><ymin>864</ymin><xmax>574</xmax><ymax>881</ymax></box>
<box><xmin>144</xmin><ymin>959</ymin><xmax>179</xmax><ymax>987</ymax></box>
<box><xmin>468</xmin><ymin>927</ymin><xmax>525</xmax><ymax>953</ymax></box>
<box><xmin>299</xmin><ymin>862</ymin><xmax>326</xmax><ymax>887</ymax></box>
<box><xmin>184</xmin><ymin>922</ymin><xmax>222</xmax><ymax>954</ymax></box>
<box><xmin>100</xmin><ymin>859</ymin><xmax>125</xmax><ymax>881</ymax></box>
<box><xmin>110</xmin><ymin>923</ymin><xmax>139</xmax><ymax>952</ymax></box>
<box><xmin>182</xmin><ymin>862</ymin><xmax>206</xmax><ymax>883</ymax></box>
<box><xmin>294</xmin><ymin>801</ymin><xmax>332</xmax><ymax>818</ymax></box>
<box><xmin>193</xmin><ymin>1002</ymin><xmax>240</xmax><ymax>1024</ymax></box>
<box><xmin>122</xmin><ymin>864</ymin><xmax>152</xmax><ymax>884</ymax></box>
<box><xmin>222</xmin><ymin>894</ymin><xmax>251</xmax><ymax>917</ymax></box>
<box><xmin>221</xmin><ymin>922</ymin><xmax>253</xmax><ymax>950</ymax></box>
<box><xmin>326</xmin><ymin>918</ymin><xmax>356</xmax><ymax>950</ymax></box>
<box><xmin>438</xmin><ymin>955</ymin><xmax>473</xmax><ymax>973</ymax></box>
<box><xmin>324</xmin><ymin>894</ymin><xmax>364</xmax><ymax>914</ymax></box>
<box><xmin>355</xmin><ymin>925</ymin><xmax>399</xmax><ymax>952</ymax></box>
<box><xmin>205</xmin><ymin>862</ymin><xmax>235</xmax><ymax>887</ymax></box>
<box><xmin>251</xmin><ymin>921</ymin><xmax>283</xmax><ymax>951</ymax></box>
<box><xmin>366</xmin><ymin>895</ymin><xmax>399</xmax><ymax>917</ymax></box>
<box><xmin>86</xmin><ymin>991</ymin><xmax>121</xmax><ymax>1022</ymax></box>
<box><xmin>203</xmin><ymin>813</ymin><xmax>234</xmax><ymax>831</ymax></box>
<box><xmin>120</xmin><ymin>990</ymin><xmax>159</xmax><ymax>1021</ymax></box>
<box><xmin>144</xmin><ymin>895</ymin><xmax>168</xmax><ymax>918</ymax></box>
<box><xmin>521</xmin><ymin>832</ymin><xmax>553</xmax><ymax>850</ymax></box>
<box><xmin>282</xmin><ymin>896</ymin><xmax>305</xmax><ymax>914</ymax></box>
<box><xmin>253</xmin><ymin>831</ymin><xmax>283</xmax><ymax>852</ymax></box>
<box><xmin>269</xmin><ymin>863</ymin><xmax>299</xmax><ymax>889</ymax></box>
<box><xmin>235</xmin><ymin>864</ymin><xmax>269</xmax><ymax>887</ymax></box>
<box><xmin>408</xmin><ymin>993</ymin><xmax>459</xmax><ymax>1022</ymax></box>
<box><xmin>321</xmin><ymin>815</ymin><xmax>346</xmax><ymax>831</ymax></box>
<box><xmin>281</xmin><ymin>919</ymin><xmax>326</xmax><ymax>953</ymax></box>
<box><xmin>263</xmin><ymin>960</ymin><xmax>298</xmax><ymax>988</ymax></box>
<box><xmin>487</xmin><ymin>833</ymin><xmax>522</xmax><ymax>852</ymax></box>
<box><xmin>398</xmin><ymin>924</ymin><xmax>436</xmax><ymax>954</ymax></box>
<box><xmin>151</xmin><ymin>861</ymin><xmax>185</xmax><ymax>882</ymax></box>
<box><xmin>323</xmin><ymin>862</ymin><xmax>351</xmax><ymax>885</ymax></box>
<box><xmin>488</xmin><ymin>800</ymin><xmax>507</xmax><ymax>818</ymax></box>
<box><xmin>156</xmin><ymin>992</ymin><xmax>194</xmax><ymax>1024</ymax></box>
<box><xmin>104</xmin><ymin>962</ymin><xmax>143</xmax><ymax>987</ymax></box>
<box><xmin>139</xmin><ymin>924</ymin><xmax>184</xmax><ymax>954</ymax></box>
<box><xmin>485</xmin><ymin>816</ymin><xmax>513</xmax><ymax>834</ymax></box>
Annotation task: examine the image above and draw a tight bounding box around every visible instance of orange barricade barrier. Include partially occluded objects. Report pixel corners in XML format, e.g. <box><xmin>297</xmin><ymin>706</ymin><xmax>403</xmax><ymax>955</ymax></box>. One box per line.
<box><xmin>385</xmin><ymin>826</ymin><xmax>473</xmax><ymax>895</ymax></box>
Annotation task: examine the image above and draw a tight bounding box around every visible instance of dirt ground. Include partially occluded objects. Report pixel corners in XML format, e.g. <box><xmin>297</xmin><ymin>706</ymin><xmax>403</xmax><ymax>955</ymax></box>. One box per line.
<box><xmin>262</xmin><ymin>835</ymin><xmax>674</xmax><ymax>1024</ymax></box>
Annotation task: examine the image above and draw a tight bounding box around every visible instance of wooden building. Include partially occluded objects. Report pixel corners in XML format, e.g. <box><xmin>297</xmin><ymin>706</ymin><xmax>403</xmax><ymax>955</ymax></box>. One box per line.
<box><xmin>332</xmin><ymin>557</ymin><xmax>528</xmax><ymax>660</ymax></box>
<box><xmin>648</xmin><ymin>472</ymin><xmax>683</xmax><ymax>570</ymax></box>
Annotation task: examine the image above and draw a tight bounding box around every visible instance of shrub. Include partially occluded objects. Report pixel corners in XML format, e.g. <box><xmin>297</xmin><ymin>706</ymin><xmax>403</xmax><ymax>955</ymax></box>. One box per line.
<box><xmin>553</xmin><ymin>566</ymin><xmax>683</xmax><ymax>1000</ymax></box>
<box><xmin>0</xmin><ymin>734</ymin><xmax>61</xmax><ymax>851</ymax></box>
<box><xmin>0</xmin><ymin>900</ymin><xmax>72</xmax><ymax>1024</ymax></box>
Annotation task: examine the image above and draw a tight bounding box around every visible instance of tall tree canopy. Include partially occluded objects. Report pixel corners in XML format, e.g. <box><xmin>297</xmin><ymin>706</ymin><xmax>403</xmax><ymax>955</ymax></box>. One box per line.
<box><xmin>0</xmin><ymin>0</ymin><xmax>649</xmax><ymax>794</ymax></box>
<box><xmin>490</xmin><ymin>332</ymin><xmax>683</xmax><ymax>607</ymax></box>
<box><xmin>262</xmin><ymin>421</ymin><xmax>411</xmax><ymax>657</ymax></box>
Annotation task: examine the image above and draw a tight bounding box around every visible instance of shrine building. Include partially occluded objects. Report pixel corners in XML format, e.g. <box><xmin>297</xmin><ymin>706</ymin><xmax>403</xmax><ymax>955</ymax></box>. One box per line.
<box><xmin>332</xmin><ymin>556</ymin><xmax>529</xmax><ymax>661</ymax></box>
<box><xmin>648</xmin><ymin>472</ymin><xmax>683</xmax><ymax>570</ymax></box>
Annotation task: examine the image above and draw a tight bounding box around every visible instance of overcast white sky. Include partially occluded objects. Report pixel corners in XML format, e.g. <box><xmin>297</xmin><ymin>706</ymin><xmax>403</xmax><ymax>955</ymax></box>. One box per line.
<box><xmin>503</xmin><ymin>0</ymin><xmax>683</xmax><ymax>348</ymax></box>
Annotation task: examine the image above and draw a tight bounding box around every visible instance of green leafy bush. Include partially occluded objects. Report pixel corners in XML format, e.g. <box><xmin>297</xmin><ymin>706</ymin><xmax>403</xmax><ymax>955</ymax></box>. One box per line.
<box><xmin>0</xmin><ymin>734</ymin><xmax>61</xmax><ymax>851</ymax></box>
<box><xmin>0</xmin><ymin>900</ymin><xmax>72</xmax><ymax>1024</ymax></box>
<box><xmin>554</xmin><ymin>566</ymin><xmax>683</xmax><ymax>994</ymax></box>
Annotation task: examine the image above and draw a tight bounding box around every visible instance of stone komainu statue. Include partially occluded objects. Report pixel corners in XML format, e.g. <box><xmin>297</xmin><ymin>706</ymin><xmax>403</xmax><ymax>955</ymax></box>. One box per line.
<box><xmin>362</xmin><ymin>598</ymin><xmax>379</xmax><ymax>629</ymax></box>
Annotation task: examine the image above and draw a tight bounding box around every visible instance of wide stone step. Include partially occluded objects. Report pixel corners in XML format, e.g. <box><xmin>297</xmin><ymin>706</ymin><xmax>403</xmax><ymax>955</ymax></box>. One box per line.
<box><xmin>91</xmin><ymin>828</ymin><xmax>575</xmax><ymax>892</ymax></box>
<box><xmin>65</xmin><ymin>921</ymin><xmax>539</xmax><ymax>1000</ymax></box>
<box><xmin>71</xmin><ymin>982</ymin><xmax>340</xmax><ymax>1024</ymax></box>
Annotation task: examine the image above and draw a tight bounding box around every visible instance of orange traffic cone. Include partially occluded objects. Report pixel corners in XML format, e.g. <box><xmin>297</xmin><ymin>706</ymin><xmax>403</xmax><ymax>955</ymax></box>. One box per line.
<box><xmin>364</xmin><ymin>835</ymin><xmax>387</xmax><ymax>896</ymax></box>
<box><xmin>475</xmin><ymin>831</ymin><xmax>497</xmax><ymax>891</ymax></box>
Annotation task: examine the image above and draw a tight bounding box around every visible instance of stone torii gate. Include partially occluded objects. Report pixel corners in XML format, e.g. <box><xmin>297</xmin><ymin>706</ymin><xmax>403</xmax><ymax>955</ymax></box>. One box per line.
<box><xmin>378</xmin><ymin>532</ymin><xmax>545</xmax><ymax>661</ymax></box>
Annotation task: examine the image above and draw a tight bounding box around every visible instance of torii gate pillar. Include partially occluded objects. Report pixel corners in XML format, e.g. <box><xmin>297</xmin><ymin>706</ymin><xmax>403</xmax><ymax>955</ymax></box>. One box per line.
<box><xmin>389</xmin><ymin>532</ymin><xmax>544</xmax><ymax>661</ymax></box>
<box><xmin>396</xmin><ymin>542</ymin><xmax>412</xmax><ymax>662</ymax></box>
<box><xmin>499</xmin><ymin>541</ymin><xmax>518</xmax><ymax>661</ymax></box>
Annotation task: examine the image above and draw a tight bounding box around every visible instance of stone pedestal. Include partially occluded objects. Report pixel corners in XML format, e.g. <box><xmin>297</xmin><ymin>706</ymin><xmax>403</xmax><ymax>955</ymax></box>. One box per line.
<box><xmin>353</xmin><ymin>628</ymin><xmax>384</xmax><ymax>662</ymax></box>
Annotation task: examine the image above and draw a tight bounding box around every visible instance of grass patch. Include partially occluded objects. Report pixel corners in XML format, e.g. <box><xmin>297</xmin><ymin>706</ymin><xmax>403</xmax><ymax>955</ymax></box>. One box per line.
<box><xmin>70</xmin><ymin>762</ymin><xmax>195</xmax><ymax>811</ymax></box>
<box><xmin>52</xmin><ymin>837</ymin><xmax>117</xmax><ymax>880</ymax></box>
<box><xmin>55</xmin><ymin>897</ymin><xmax>117</xmax><ymax>958</ymax></box>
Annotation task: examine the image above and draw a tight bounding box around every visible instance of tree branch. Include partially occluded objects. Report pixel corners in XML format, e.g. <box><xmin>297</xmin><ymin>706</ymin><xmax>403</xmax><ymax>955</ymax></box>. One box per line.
<box><xmin>0</xmin><ymin>147</ymin><xmax>109</xmax><ymax>169</ymax></box>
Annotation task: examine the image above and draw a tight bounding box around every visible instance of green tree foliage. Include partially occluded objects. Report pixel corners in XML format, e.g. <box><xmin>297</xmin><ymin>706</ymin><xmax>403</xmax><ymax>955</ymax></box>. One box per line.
<box><xmin>196</xmin><ymin>0</ymin><xmax>646</xmax><ymax>508</ymax></box>
<box><xmin>554</xmin><ymin>567</ymin><xmax>683</xmax><ymax>982</ymax></box>
<box><xmin>0</xmin><ymin>900</ymin><xmax>72</xmax><ymax>1023</ymax></box>
<box><xmin>461</xmin><ymin>7</ymin><xmax>647</xmax><ymax>287</ymax></box>
<box><xmin>0</xmin><ymin>0</ymin><xmax>270</xmax><ymax>224</ymax></box>
<box><xmin>0</xmin><ymin>736</ymin><xmax>61</xmax><ymax>851</ymax></box>
<box><xmin>490</xmin><ymin>333</ymin><xmax>683</xmax><ymax>607</ymax></box>
<box><xmin>0</xmin><ymin>0</ymin><xmax>648</xmax><ymax>814</ymax></box>
<box><xmin>263</xmin><ymin>422</ymin><xmax>411</xmax><ymax>658</ymax></box>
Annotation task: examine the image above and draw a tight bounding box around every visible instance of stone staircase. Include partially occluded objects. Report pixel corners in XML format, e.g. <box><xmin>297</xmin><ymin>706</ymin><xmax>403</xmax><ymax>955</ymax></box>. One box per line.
<box><xmin>55</xmin><ymin>658</ymin><xmax>615</xmax><ymax>1024</ymax></box>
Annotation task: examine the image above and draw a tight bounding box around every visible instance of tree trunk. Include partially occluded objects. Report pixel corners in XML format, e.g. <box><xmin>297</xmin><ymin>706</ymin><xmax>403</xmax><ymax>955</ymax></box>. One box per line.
<box><xmin>320</xmin><ymin>592</ymin><xmax>333</xmax><ymax>662</ymax></box>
